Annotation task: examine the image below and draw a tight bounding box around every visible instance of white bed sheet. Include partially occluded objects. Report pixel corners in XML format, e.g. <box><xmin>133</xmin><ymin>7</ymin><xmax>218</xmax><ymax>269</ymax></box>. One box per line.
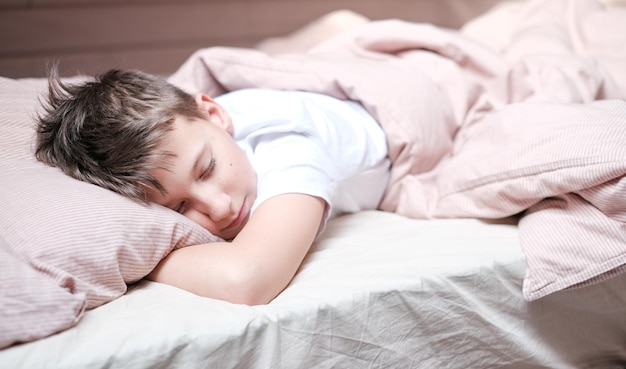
<box><xmin>2</xmin><ymin>211</ymin><xmax>626</xmax><ymax>368</ymax></box>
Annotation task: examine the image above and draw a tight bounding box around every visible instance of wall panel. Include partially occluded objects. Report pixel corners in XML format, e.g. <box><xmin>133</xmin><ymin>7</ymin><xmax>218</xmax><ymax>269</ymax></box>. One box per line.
<box><xmin>0</xmin><ymin>0</ymin><xmax>502</xmax><ymax>78</ymax></box>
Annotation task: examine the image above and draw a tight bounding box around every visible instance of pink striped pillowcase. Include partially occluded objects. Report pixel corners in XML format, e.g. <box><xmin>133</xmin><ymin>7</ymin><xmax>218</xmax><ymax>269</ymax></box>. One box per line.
<box><xmin>0</xmin><ymin>77</ymin><xmax>217</xmax><ymax>348</ymax></box>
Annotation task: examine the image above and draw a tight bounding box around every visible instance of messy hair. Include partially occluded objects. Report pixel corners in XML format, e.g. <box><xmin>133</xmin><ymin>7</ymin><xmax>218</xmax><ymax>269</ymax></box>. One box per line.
<box><xmin>35</xmin><ymin>67</ymin><xmax>205</xmax><ymax>202</ymax></box>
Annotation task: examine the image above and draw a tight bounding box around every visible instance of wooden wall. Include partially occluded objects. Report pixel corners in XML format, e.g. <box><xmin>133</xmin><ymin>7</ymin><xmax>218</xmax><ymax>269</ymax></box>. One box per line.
<box><xmin>0</xmin><ymin>0</ymin><xmax>504</xmax><ymax>78</ymax></box>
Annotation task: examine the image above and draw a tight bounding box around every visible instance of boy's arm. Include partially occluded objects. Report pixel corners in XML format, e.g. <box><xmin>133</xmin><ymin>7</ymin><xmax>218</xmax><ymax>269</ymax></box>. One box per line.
<box><xmin>147</xmin><ymin>193</ymin><xmax>326</xmax><ymax>305</ymax></box>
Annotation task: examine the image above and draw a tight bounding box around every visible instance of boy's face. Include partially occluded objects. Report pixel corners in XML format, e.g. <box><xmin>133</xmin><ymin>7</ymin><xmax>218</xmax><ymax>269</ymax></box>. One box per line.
<box><xmin>147</xmin><ymin>95</ymin><xmax>257</xmax><ymax>240</ymax></box>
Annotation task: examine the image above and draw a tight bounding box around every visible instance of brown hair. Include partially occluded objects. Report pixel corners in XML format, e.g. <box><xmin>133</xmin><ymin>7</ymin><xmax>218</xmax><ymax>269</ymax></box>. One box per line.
<box><xmin>35</xmin><ymin>68</ymin><xmax>205</xmax><ymax>202</ymax></box>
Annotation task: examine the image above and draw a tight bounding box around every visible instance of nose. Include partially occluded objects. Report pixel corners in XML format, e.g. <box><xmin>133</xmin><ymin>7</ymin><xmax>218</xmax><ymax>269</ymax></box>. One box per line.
<box><xmin>190</xmin><ymin>184</ymin><xmax>231</xmax><ymax>222</ymax></box>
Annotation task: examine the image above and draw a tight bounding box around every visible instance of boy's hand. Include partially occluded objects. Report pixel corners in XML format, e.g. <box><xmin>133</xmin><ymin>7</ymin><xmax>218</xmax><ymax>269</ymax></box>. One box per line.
<box><xmin>147</xmin><ymin>193</ymin><xmax>326</xmax><ymax>305</ymax></box>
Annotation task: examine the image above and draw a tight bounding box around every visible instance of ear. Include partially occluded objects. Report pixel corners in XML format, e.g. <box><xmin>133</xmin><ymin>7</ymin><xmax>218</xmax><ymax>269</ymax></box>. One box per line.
<box><xmin>194</xmin><ymin>93</ymin><xmax>234</xmax><ymax>135</ymax></box>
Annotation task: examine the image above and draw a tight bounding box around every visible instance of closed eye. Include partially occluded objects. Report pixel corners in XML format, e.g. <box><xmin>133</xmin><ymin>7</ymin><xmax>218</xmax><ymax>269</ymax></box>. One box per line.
<box><xmin>200</xmin><ymin>158</ymin><xmax>216</xmax><ymax>180</ymax></box>
<box><xmin>173</xmin><ymin>200</ymin><xmax>186</xmax><ymax>213</ymax></box>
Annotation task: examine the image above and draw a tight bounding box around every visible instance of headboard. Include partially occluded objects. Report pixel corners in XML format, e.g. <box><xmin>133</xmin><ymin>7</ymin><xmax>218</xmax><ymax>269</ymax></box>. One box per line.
<box><xmin>0</xmin><ymin>0</ymin><xmax>504</xmax><ymax>78</ymax></box>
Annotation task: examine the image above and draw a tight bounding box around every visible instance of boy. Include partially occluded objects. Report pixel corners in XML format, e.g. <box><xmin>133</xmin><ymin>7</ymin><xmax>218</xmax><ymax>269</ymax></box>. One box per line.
<box><xmin>36</xmin><ymin>68</ymin><xmax>390</xmax><ymax>305</ymax></box>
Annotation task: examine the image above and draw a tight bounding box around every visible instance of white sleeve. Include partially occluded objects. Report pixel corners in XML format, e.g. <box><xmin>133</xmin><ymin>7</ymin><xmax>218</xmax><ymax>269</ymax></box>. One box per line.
<box><xmin>250</xmin><ymin>129</ymin><xmax>338</xmax><ymax>233</ymax></box>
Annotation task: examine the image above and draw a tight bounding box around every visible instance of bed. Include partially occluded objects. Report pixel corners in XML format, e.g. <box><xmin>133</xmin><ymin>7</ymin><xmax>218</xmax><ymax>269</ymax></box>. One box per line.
<box><xmin>2</xmin><ymin>0</ymin><xmax>626</xmax><ymax>368</ymax></box>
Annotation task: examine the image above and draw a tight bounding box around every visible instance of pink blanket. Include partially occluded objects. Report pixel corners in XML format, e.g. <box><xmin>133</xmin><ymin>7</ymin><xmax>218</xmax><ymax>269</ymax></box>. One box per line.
<box><xmin>169</xmin><ymin>0</ymin><xmax>626</xmax><ymax>300</ymax></box>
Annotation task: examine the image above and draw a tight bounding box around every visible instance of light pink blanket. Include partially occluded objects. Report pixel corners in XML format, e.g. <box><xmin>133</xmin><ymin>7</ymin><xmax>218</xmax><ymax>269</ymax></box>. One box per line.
<box><xmin>169</xmin><ymin>0</ymin><xmax>626</xmax><ymax>300</ymax></box>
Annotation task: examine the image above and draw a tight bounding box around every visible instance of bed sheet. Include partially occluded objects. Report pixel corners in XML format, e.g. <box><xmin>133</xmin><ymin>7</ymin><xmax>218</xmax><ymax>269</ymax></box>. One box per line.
<box><xmin>3</xmin><ymin>211</ymin><xmax>625</xmax><ymax>369</ymax></box>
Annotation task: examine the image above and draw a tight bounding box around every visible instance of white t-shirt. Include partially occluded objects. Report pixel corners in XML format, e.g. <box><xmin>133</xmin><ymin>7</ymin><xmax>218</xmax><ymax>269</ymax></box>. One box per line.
<box><xmin>215</xmin><ymin>88</ymin><xmax>390</xmax><ymax>233</ymax></box>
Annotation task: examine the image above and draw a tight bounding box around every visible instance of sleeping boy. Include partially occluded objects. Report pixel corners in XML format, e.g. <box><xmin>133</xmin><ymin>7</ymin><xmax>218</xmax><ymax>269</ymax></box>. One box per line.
<box><xmin>35</xmin><ymin>68</ymin><xmax>390</xmax><ymax>305</ymax></box>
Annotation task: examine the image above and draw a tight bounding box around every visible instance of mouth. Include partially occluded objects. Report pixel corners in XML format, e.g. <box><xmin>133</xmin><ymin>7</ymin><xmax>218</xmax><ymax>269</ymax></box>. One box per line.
<box><xmin>224</xmin><ymin>200</ymin><xmax>247</xmax><ymax>232</ymax></box>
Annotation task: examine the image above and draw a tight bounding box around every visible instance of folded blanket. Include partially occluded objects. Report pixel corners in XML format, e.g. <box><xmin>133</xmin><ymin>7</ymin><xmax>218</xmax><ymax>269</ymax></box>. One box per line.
<box><xmin>168</xmin><ymin>0</ymin><xmax>626</xmax><ymax>300</ymax></box>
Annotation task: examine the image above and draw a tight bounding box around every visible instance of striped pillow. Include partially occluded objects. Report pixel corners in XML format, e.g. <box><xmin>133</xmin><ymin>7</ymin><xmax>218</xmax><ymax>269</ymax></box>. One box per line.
<box><xmin>0</xmin><ymin>77</ymin><xmax>216</xmax><ymax>348</ymax></box>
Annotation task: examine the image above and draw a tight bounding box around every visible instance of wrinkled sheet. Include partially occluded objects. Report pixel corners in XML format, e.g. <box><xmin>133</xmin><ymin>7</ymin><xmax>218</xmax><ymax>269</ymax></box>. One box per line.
<box><xmin>168</xmin><ymin>0</ymin><xmax>626</xmax><ymax>300</ymax></box>
<box><xmin>3</xmin><ymin>211</ymin><xmax>626</xmax><ymax>368</ymax></box>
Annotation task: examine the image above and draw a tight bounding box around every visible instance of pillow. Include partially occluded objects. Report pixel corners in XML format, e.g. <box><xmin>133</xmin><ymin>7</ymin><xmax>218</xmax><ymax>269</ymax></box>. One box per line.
<box><xmin>0</xmin><ymin>248</ymin><xmax>85</xmax><ymax>349</ymax></box>
<box><xmin>0</xmin><ymin>77</ymin><xmax>217</xmax><ymax>348</ymax></box>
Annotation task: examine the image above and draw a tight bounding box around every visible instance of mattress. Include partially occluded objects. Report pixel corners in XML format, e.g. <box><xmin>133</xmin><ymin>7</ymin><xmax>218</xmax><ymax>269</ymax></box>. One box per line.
<box><xmin>3</xmin><ymin>211</ymin><xmax>625</xmax><ymax>368</ymax></box>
